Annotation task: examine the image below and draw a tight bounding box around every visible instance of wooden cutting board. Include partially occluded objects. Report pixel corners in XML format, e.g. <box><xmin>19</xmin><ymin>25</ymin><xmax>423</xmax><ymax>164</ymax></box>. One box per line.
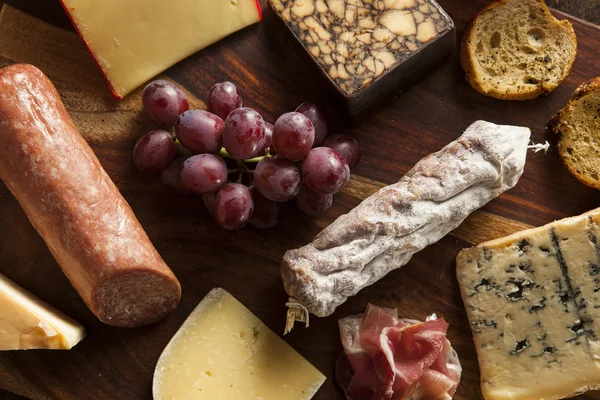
<box><xmin>1</xmin><ymin>1</ymin><xmax>600</xmax><ymax>399</ymax></box>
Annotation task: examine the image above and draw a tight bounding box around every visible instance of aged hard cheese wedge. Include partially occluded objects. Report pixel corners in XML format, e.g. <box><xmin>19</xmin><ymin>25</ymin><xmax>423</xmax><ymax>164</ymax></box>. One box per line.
<box><xmin>456</xmin><ymin>207</ymin><xmax>600</xmax><ymax>400</ymax></box>
<box><xmin>153</xmin><ymin>288</ymin><xmax>325</xmax><ymax>400</ymax></box>
<box><xmin>59</xmin><ymin>0</ymin><xmax>262</xmax><ymax>98</ymax></box>
<box><xmin>0</xmin><ymin>273</ymin><xmax>85</xmax><ymax>350</ymax></box>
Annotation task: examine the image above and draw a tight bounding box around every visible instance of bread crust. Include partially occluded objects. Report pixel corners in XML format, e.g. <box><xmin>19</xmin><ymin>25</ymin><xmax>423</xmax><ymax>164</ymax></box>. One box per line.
<box><xmin>460</xmin><ymin>0</ymin><xmax>577</xmax><ymax>100</ymax></box>
<box><xmin>552</xmin><ymin>77</ymin><xmax>600</xmax><ymax>190</ymax></box>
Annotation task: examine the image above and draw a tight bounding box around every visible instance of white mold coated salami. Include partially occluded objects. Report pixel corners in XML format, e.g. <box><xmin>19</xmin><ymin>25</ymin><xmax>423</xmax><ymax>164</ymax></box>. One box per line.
<box><xmin>0</xmin><ymin>64</ymin><xmax>181</xmax><ymax>328</ymax></box>
<box><xmin>282</xmin><ymin>120</ymin><xmax>531</xmax><ymax>332</ymax></box>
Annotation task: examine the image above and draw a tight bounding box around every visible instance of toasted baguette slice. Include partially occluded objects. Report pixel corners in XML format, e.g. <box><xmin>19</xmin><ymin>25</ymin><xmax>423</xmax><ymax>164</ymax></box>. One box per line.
<box><xmin>461</xmin><ymin>0</ymin><xmax>577</xmax><ymax>100</ymax></box>
<box><xmin>552</xmin><ymin>77</ymin><xmax>600</xmax><ymax>189</ymax></box>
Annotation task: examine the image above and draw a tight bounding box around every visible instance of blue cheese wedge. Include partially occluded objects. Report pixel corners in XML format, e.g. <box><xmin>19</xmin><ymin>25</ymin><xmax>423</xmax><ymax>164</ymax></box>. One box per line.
<box><xmin>456</xmin><ymin>208</ymin><xmax>600</xmax><ymax>400</ymax></box>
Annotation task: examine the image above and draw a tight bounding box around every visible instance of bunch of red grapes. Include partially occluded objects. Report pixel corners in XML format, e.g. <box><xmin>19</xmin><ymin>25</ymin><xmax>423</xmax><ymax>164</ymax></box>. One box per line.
<box><xmin>133</xmin><ymin>80</ymin><xmax>360</xmax><ymax>230</ymax></box>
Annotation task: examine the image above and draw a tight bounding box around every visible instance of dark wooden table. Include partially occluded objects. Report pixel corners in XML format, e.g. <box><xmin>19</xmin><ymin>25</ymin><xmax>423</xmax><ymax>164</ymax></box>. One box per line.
<box><xmin>1</xmin><ymin>0</ymin><xmax>600</xmax><ymax>399</ymax></box>
<box><xmin>548</xmin><ymin>0</ymin><xmax>600</xmax><ymax>25</ymax></box>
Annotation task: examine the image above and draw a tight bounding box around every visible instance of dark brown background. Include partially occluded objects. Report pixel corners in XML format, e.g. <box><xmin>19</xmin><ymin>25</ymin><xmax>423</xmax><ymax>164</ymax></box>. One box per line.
<box><xmin>1</xmin><ymin>0</ymin><xmax>600</xmax><ymax>399</ymax></box>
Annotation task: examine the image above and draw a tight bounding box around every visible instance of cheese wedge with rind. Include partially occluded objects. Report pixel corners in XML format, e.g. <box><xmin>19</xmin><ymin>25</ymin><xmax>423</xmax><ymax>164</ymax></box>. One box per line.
<box><xmin>0</xmin><ymin>273</ymin><xmax>85</xmax><ymax>350</ymax></box>
<box><xmin>153</xmin><ymin>288</ymin><xmax>325</xmax><ymax>400</ymax></box>
<box><xmin>457</xmin><ymin>207</ymin><xmax>600</xmax><ymax>400</ymax></box>
<box><xmin>59</xmin><ymin>0</ymin><xmax>262</xmax><ymax>98</ymax></box>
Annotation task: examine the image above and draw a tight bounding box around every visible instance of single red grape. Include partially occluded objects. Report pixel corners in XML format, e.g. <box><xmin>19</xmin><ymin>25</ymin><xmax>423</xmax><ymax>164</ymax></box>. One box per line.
<box><xmin>222</xmin><ymin>108</ymin><xmax>266</xmax><ymax>159</ymax></box>
<box><xmin>323</xmin><ymin>134</ymin><xmax>361</xmax><ymax>170</ymax></box>
<box><xmin>215</xmin><ymin>183</ymin><xmax>254</xmax><ymax>229</ymax></box>
<box><xmin>253</xmin><ymin>156</ymin><xmax>302</xmax><ymax>202</ymax></box>
<box><xmin>302</xmin><ymin>147</ymin><xmax>350</xmax><ymax>194</ymax></box>
<box><xmin>142</xmin><ymin>80</ymin><xmax>189</xmax><ymax>127</ymax></box>
<box><xmin>249</xmin><ymin>188</ymin><xmax>280</xmax><ymax>229</ymax></box>
<box><xmin>207</xmin><ymin>82</ymin><xmax>243</xmax><ymax>120</ymax></box>
<box><xmin>295</xmin><ymin>184</ymin><xmax>333</xmax><ymax>217</ymax></box>
<box><xmin>162</xmin><ymin>157</ymin><xmax>189</xmax><ymax>192</ymax></box>
<box><xmin>180</xmin><ymin>154</ymin><xmax>227</xmax><ymax>194</ymax></box>
<box><xmin>296</xmin><ymin>102</ymin><xmax>327</xmax><ymax>146</ymax></box>
<box><xmin>272</xmin><ymin>112</ymin><xmax>315</xmax><ymax>161</ymax></box>
<box><xmin>133</xmin><ymin>129</ymin><xmax>178</xmax><ymax>172</ymax></box>
<box><xmin>175</xmin><ymin>110</ymin><xmax>224</xmax><ymax>154</ymax></box>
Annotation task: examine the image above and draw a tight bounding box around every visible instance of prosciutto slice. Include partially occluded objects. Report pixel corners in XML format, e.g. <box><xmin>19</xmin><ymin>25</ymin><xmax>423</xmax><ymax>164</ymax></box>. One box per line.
<box><xmin>337</xmin><ymin>305</ymin><xmax>462</xmax><ymax>400</ymax></box>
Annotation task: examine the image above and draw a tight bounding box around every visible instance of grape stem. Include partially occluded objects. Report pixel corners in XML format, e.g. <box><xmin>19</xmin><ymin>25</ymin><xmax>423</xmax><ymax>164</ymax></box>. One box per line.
<box><xmin>219</xmin><ymin>147</ymin><xmax>264</xmax><ymax>184</ymax></box>
<box><xmin>219</xmin><ymin>148</ymin><xmax>266</xmax><ymax>164</ymax></box>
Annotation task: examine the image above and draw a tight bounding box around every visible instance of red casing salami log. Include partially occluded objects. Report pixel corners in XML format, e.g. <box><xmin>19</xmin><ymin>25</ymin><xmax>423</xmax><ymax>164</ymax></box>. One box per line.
<box><xmin>0</xmin><ymin>64</ymin><xmax>181</xmax><ymax>327</ymax></box>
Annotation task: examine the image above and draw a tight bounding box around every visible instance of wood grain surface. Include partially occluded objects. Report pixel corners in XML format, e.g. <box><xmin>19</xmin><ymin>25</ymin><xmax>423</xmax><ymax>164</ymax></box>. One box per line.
<box><xmin>547</xmin><ymin>0</ymin><xmax>600</xmax><ymax>25</ymax></box>
<box><xmin>0</xmin><ymin>1</ymin><xmax>599</xmax><ymax>399</ymax></box>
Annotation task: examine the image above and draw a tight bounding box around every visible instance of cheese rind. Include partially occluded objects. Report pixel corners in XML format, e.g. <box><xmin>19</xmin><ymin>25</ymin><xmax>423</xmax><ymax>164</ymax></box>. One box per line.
<box><xmin>153</xmin><ymin>288</ymin><xmax>326</xmax><ymax>400</ymax></box>
<box><xmin>60</xmin><ymin>0</ymin><xmax>262</xmax><ymax>98</ymax></box>
<box><xmin>0</xmin><ymin>273</ymin><xmax>85</xmax><ymax>350</ymax></box>
<box><xmin>457</xmin><ymin>208</ymin><xmax>600</xmax><ymax>400</ymax></box>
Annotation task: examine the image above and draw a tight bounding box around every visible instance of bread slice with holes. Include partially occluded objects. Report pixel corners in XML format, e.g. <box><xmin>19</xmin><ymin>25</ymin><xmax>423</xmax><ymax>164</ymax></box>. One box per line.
<box><xmin>461</xmin><ymin>0</ymin><xmax>577</xmax><ymax>100</ymax></box>
<box><xmin>551</xmin><ymin>77</ymin><xmax>600</xmax><ymax>189</ymax></box>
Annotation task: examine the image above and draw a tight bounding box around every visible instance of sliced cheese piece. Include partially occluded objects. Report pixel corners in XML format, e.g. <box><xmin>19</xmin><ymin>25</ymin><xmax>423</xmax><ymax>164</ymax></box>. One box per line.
<box><xmin>456</xmin><ymin>208</ymin><xmax>600</xmax><ymax>400</ymax></box>
<box><xmin>59</xmin><ymin>0</ymin><xmax>262</xmax><ymax>98</ymax></box>
<box><xmin>153</xmin><ymin>288</ymin><xmax>325</xmax><ymax>400</ymax></box>
<box><xmin>0</xmin><ymin>273</ymin><xmax>85</xmax><ymax>350</ymax></box>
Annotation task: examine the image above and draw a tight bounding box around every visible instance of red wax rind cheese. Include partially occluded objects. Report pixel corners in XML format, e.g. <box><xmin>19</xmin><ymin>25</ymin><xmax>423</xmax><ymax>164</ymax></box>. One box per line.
<box><xmin>58</xmin><ymin>0</ymin><xmax>263</xmax><ymax>99</ymax></box>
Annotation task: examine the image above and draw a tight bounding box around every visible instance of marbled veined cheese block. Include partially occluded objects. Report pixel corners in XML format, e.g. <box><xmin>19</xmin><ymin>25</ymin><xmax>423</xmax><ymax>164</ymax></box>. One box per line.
<box><xmin>456</xmin><ymin>208</ymin><xmax>600</xmax><ymax>400</ymax></box>
<box><xmin>269</xmin><ymin>0</ymin><xmax>455</xmax><ymax>122</ymax></box>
